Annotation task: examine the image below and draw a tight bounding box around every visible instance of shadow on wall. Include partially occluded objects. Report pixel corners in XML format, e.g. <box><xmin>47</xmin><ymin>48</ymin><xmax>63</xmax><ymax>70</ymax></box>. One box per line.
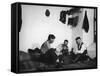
<box><xmin>87</xmin><ymin>43</ymin><xmax>96</xmax><ymax>59</ymax></box>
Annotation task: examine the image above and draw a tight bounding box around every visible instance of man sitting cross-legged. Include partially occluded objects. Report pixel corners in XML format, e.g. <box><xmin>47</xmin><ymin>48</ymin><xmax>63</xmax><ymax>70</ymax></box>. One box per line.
<box><xmin>73</xmin><ymin>37</ymin><xmax>91</xmax><ymax>63</ymax></box>
<box><xmin>40</xmin><ymin>34</ymin><xmax>57</xmax><ymax>65</ymax></box>
<box><xmin>55</xmin><ymin>39</ymin><xmax>72</xmax><ymax>67</ymax></box>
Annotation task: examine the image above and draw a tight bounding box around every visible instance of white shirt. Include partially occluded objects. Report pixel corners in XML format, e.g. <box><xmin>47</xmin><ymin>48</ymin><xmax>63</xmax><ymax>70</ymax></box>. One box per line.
<box><xmin>75</xmin><ymin>43</ymin><xmax>87</xmax><ymax>54</ymax></box>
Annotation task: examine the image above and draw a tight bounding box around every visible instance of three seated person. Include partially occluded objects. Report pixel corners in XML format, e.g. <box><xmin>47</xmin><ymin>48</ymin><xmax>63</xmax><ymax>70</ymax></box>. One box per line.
<box><xmin>73</xmin><ymin>37</ymin><xmax>91</xmax><ymax>63</ymax></box>
<box><xmin>32</xmin><ymin>34</ymin><xmax>91</xmax><ymax>66</ymax></box>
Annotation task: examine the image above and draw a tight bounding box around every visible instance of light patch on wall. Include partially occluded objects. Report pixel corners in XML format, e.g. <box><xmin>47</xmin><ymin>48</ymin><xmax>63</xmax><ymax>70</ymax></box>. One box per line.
<box><xmin>19</xmin><ymin>5</ymin><xmax>72</xmax><ymax>52</ymax></box>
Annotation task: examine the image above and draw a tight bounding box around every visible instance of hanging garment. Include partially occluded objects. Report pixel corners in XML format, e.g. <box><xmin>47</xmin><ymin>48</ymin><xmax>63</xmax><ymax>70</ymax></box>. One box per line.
<box><xmin>66</xmin><ymin>8</ymin><xmax>81</xmax><ymax>15</ymax></box>
<box><xmin>82</xmin><ymin>11</ymin><xmax>89</xmax><ymax>33</ymax></box>
<box><xmin>68</xmin><ymin>16</ymin><xmax>79</xmax><ymax>27</ymax></box>
<box><xmin>45</xmin><ymin>9</ymin><xmax>50</xmax><ymax>17</ymax></box>
<box><xmin>59</xmin><ymin>11</ymin><xmax>67</xmax><ymax>24</ymax></box>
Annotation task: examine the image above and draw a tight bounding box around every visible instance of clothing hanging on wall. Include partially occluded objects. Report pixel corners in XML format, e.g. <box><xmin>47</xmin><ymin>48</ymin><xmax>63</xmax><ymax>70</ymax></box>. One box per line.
<box><xmin>45</xmin><ymin>9</ymin><xmax>50</xmax><ymax>17</ymax></box>
<box><xmin>82</xmin><ymin>11</ymin><xmax>89</xmax><ymax>33</ymax></box>
<box><xmin>59</xmin><ymin>11</ymin><xmax>67</xmax><ymax>24</ymax></box>
<box><xmin>68</xmin><ymin>16</ymin><xmax>79</xmax><ymax>27</ymax></box>
<box><xmin>66</xmin><ymin>8</ymin><xmax>81</xmax><ymax>15</ymax></box>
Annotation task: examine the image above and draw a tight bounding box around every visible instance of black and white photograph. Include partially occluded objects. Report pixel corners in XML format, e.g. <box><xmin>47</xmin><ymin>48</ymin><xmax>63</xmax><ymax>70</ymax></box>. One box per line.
<box><xmin>11</xmin><ymin>2</ymin><xmax>97</xmax><ymax>73</ymax></box>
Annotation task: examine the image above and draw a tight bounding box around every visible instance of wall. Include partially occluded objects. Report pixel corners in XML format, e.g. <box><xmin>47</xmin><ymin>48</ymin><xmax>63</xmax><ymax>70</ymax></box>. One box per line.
<box><xmin>19</xmin><ymin>5</ymin><xmax>95</xmax><ymax>58</ymax></box>
<box><xmin>19</xmin><ymin>5</ymin><xmax>72</xmax><ymax>52</ymax></box>
<box><xmin>72</xmin><ymin>8</ymin><xmax>95</xmax><ymax>57</ymax></box>
<box><xmin>72</xmin><ymin>9</ymin><xmax>84</xmax><ymax>51</ymax></box>
<box><xmin>83</xmin><ymin>8</ymin><xmax>94</xmax><ymax>47</ymax></box>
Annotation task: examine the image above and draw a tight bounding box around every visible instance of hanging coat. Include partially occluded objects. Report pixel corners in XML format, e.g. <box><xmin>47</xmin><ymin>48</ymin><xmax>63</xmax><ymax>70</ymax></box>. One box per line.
<box><xmin>45</xmin><ymin>9</ymin><xmax>50</xmax><ymax>17</ymax></box>
<box><xmin>68</xmin><ymin>16</ymin><xmax>79</xmax><ymax>27</ymax></box>
<box><xmin>82</xmin><ymin>11</ymin><xmax>89</xmax><ymax>33</ymax></box>
<box><xmin>59</xmin><ymin>11</ymin><xmax>67</xmax><ymax>24</ymax></box>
